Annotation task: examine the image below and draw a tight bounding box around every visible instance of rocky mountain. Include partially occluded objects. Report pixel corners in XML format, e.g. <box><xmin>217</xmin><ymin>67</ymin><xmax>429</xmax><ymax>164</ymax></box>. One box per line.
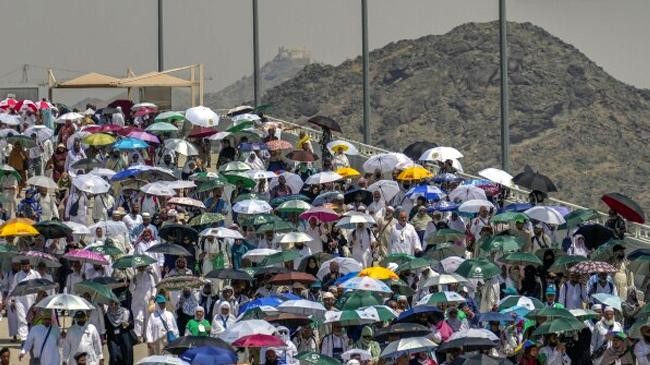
<box><xmin>261</xmin><ymin>21</ymin><xmax>650</xmax><ymax>211</ymax></box>
<box><xmin>205</xmin><ymin>47</ymin><xmax>311</xmax><ymax>109</ymax></box>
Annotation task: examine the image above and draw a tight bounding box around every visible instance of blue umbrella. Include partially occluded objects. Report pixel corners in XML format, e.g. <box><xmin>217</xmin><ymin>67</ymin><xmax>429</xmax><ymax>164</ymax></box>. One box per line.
<box><xmin>113</xmin><ymin>137</ymin><xmax>149</xmax><ymax>150</ymax></box>
<box><xmin>334</xmin><ymin>271</ymin><xmax>360</xmax><ymax>285</ymax></box>
<box><xmin>275</xmin><ymin>292</ymin><xmax>302</xmax><ymax>301</ymax></box>
<box><xmin>406</xmin><ymin>185</ymin><xmax>444</xmax><ymax>201</ymax></box>
<box><xmin>239</xmin><ymin>142</ymin><xmax>268</xmax><ymax>152</ymax></box>
<box><xmin>434</xmin><ymin>173</ymin><xmax>460</xmax><ymax>183</ymax></box>
<box><xmin>312</xmin><ymin>191</ymin><xmax>343</xmax><ymax>206</ymax></box>
<box><xmin>478</xmin><ymin>311</ymin><xmax>518</xmax><ymax>323</ymax></box>
<box><xmin>238</xmin><ymin>296</ymin><xmax>283</xmax><ymax>314</ymax></box>
<box><xmin>394</xmin><ymin>305</ymin><xmax>442</xmax><ymax>323</ymax></box>
<box><xmin>427</xmin><ymin>201</ymin><xmax>459</xmax><ymax>212</ymax></box>
<box><xmin>181</xmin><ymin>346</ymin><xmax>237</xmax><ymax>365</ymax></box>
<box><xmin>498</xmin><ymin>203</ymin><xmax>533</xmax><ymax>213</ymax></box>
<box><xmin>462</xmin><ymin>178</ymin><xmax>493</xmax><ymax>186</ymax></box>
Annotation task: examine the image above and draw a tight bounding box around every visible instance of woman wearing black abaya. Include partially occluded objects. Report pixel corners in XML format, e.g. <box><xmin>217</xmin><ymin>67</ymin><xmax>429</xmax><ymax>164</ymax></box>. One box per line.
<box><xmin>104</xmin><ymin>300</ymin><xmax>135</xmax><ymax>365</ymax></box>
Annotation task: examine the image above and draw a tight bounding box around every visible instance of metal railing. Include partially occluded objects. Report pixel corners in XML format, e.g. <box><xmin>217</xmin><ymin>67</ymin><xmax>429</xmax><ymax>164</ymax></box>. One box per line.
<box><xmin>262</xmin><ymin>115</ymin><xmax>650</xmax><ymax>244</ymax></box>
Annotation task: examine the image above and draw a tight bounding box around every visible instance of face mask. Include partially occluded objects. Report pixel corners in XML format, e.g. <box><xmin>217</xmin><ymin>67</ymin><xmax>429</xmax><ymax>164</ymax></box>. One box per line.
<box><xmin>77</xmin><ymin>320</ymin><xmax>86</xmax><ymax>326</ymax></box>
<box><xmin>183</xmin><ymin>292</ymin><xmax>191</xmax><ymax>298</ymax></box>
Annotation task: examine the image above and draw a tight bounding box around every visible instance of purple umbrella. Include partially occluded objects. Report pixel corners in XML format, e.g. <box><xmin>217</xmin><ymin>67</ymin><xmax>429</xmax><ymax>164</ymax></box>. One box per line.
<box><xmin>63</xmin><ymin>249</ymin><xmax>109</xmax><ymax>266</ymax></box>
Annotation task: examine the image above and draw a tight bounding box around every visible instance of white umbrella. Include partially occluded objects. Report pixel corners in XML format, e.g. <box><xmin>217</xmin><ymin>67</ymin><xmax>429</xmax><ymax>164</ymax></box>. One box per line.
<box><xmin>208</xmin><ymin>131</ymin><xmax>232</xmax><ymax>141</ymax></box>
<box><xmin>524</xmin><ymin>206</ymin><xmax>566</xmax><ymax>225</ymax></box>
<box><xmin>219</xmin><ymin>319</ymin><xmax>276</xmax><ymax>343</ymax></box>
<box><xmin>235</xmin><ymin>306</ymin><xmax>279</xmax><ymax>321</ymax></box>
<box><xmin>327</xmin><ymin>140</ymin><xmax>359</xmax><ymax>155</ymax></box>
<box><xmin>448</xmin><ymin>185</ymin><xmax>487</xmax><ymax>202</ymax></box>
<box><xmin>137</xmin><ymin>355</ymin><xmax>190</xmax><ymax>365</ymax></box>
<box><xmin>231</xmin><ymin>113</ymin><xmax>261</xmax><ymax>123</ymax></box>
<box><xmin>200</xmin><ymin>227</ymin><xmax>244</xmax><ymax>240</ymax></box>
<box><xmin>246</xmin><ymin>170</ymin><xmax>277</xmax><ymax>180</ymax></box>
<box><xmin>88</xmin><ymin>221</ymin><xmax>129</xmax><ymax>238</ymax></box>
<box><xmin>458</xmin><ymin>199</ymin><xmax>495</xmax><ymax>213</ymax></box>
<box><xmin>72</xmin><ymin>174</ymin><xmax>110</xmax><ymax>194</ymax></box>
<box><xmin>36</xmin><ymin>293</ymin><xmax>94</xmax><ymax>311</ymax></box>
<box><xmin>420</xmin><ymin>273</ymin><xmax>468</xmax><ymax>287</ymax></box>
<box><xmin>269</xmin><ymin>172</ymin><xmax>303</xmax><ymax>194</ymax></box>
<box><xmin>26</xmin><ymin>175</ymin><xmax>58</xmax><ymax>189</ymax></box>
<box><xmin>0</xmin><ymin>114</ymin><xmax>22</xmax><ymax>125</ymax></box>
<box><xmin>391</xmin><ymin>153</ymin><xmax>414</xmax><ymax>169</ymax></box>
<box><xmin>416</xmin><ymin>291</ymin><xmax>466</xmax><ymax>306</ymax></box>
<box><xmin>335</xmin><ymin>212</ymin><xmax>377</xmax><ymax>229</ymax></box>
<box><xmin>273</xmin><ymin>232</ymin><xmax>313</xmax><ymax>244</ymax></box>
<box><xmin>23</xmin><ymin>125</ymin><xmax>53</xmax><ymax>142</ymax></box>
<box><xmin>362</xmin><ymin>153</ymin><xmax>399</xmax><ymax>173</ymax></box>
<box><xmin>317</xmin><ymin>257</ymin><xmax>362</xmax><ymax>279</ymax></box>
<box><xmin>447</xmin><ymin>328</ymin><xmax>499</xmax><ymax>342</ymax></box>
<box><xmin>64</xmin><ymin>221</ymin><xmax>91</xmax><ymax>235</ymax></box>
<box><xmin>132</xmin><ymin>102</ymin><xmax>157</xmax><ymax>110</ymax></box>
<box><xmin>339</xmin><ymin>276</ymin><xmax>393</xmax><ymax>294</ymax></box>
<box><xmin>418</xmin><ymin>146</ymin><xmax>463</xmax><ymax>162</ymax></box>
<box><xmin>242</xmin><ymin>248</ymin><xmax>279</xmax><ymax>263</ymax></box>
<box><xmin>278</xmin><ymin>299</ymin><xmax>327</xmax><ymax>318</ymax></box>
<box><xmin>380</xmin><ymin>337</ymin><xmax>438</xmax><ymax>358</ymax></box>
<box><xmin>90</xmin><ymin>168</ymin><xmax>116</xmax><ymax>179</ymax></box>
<box><xmin>305</xmin><ymin>171</ymin><xmax>343</xmax><ymax>185</ymax></box>
<box><xmin>438</xmin><ymin>256</ymin><xmax>466</xmax><ymax>274</ymax></box>
<box><xmin>164</xmin><ymin>138</ymin><xmax>199</xmax><ymax>156</ymax></box>
<box><xmin>185</xmin><ymin>106</ymin><xmax>219</xmax><ymax>127</ymax></box>
<box><xmin>368</xmin><ymin>180</ymin><xmax>400</xmax><ymax>202</ymax></box>
<box><xmin>57</xmin><ymin>112</ymin><xmax>84</xmax><ymax>122</ymax></box>
<box><xmin>161</xmin><ymin>180</ymin><xmax>196</xmax><ymax>189</ymax></box>
<box><xmin>167</xmin><ymin>197</ymin><xmax>206</xmax><ymax>209</ymax></box>
<box><xmin>478</xmin><ymin>167</ymin><xmax>514</xmax><ymax>187</ymax></box>
<box><xmin>232</xmin><ymin>199</ymin><xmax>272</xmax><ymax>214</ymax></box>
<box><xmin>140</xmin><ymin>182</ymin><xmax>176</xmax><ymax>197</ymax></box>
<box><xmin>342</xmin><ymin>349</ymin><xmax>372</xmax><ymax>362</ymax></box>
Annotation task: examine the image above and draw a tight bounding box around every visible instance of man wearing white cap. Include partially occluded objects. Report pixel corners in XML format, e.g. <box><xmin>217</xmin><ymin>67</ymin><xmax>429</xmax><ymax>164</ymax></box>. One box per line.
<box><xmin>591</xmin><ymin>306</ymin><xmax>622</xmax><ymax>362</ymax></box>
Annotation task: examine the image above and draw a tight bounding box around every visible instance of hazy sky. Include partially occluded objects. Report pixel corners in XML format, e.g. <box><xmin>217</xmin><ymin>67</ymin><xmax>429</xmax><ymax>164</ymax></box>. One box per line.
<box><xmin>1</xmin><ymin>0</ymin><xmax>649</xmax><ymax>105</ymax></box>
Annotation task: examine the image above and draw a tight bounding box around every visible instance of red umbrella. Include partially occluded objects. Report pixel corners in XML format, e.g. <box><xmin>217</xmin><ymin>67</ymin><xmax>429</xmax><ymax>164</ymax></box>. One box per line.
<box><xmin>299</xmin><ymin>206</ymin><xmax>339</xmax><ymax>223</ymax></box>
<box><xmin>188</xmin><ymin>126</ymin><xmax>218</xmax><ymax>138</ymax></box>
<box><xmin>568</xmin><ymin>260</ymin><xmax>617</xmax><ymax>274</ymax></box>
<box><xmin>268</xmin><ymin>271</ymin><xmax>317</xmax><ymax>285</ymax></box>
<box><xmin>0</xmin><ymin>98</ymin><xmax>18</xmax><ymax>110</ymax></box>
<box><xmin>133</xmin><ymin>107</ymin><xmax>157</xmax><ymax>117</ymax></box>
<box><xmin>15</xmin><ymin>100</ymin><xmax>38</xmax><ymax>112</ymax></box>
<box><xmin>601</xmin><ymin>193</ymin><xmax>645</xmax><ymax>223</ymax></box>
<box><xmin>232</xmin><ymin>334</ymin><xmax>286</xmax><ymax>348</ymax></box>
<box><xmin>83</xmin><ymin>124</ymin><xmax>122</xmax><ymax>134</ymax></box>
<box><xmin>117</xmin><ymin>126</ymin><xmax>144</xmax><ymax>136</ymax></box>
<box><xmin>36</xmin><ymin>100</ymin><xmax>55</xmax><ymax>110</ymax></box>
<box><xmin>266</xmin><ymin>139</ymin><xmax>293</xmax><ymax>151</ymax></box>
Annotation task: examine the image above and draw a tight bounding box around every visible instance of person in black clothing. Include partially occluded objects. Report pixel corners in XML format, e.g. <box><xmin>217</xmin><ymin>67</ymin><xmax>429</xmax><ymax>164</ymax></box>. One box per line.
<box><xmin>217</xmin><ymin>139</ymin><xmax>236</xmax><ymax>166</ymax></box>
<box><xmin>605</xmin><ymin>209</ymin><xmax>626</xmax><ymax>239</ymax></box>
<box><xmin>322</xmin><ymin>261</ymin><xmax>343</xmax><ymax>289</ymax></box>
<box><xmin>520</xmin><ymin>265</ymin><xmax>542</xmax><ymax>299</ymax></box>
<box><xmin>104</xmin><ymin>300</ymin><xmax>135</xmax><ymax>365</ymax></box>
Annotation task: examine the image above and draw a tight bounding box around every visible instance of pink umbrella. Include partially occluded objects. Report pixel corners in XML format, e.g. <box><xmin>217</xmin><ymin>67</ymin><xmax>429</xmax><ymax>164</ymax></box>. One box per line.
<box><xmin>299</xmin><ymin>206</ymin><xmax>340</xmax><ymax>223</ymax></box>
<box><xmin>0</xmin><ymin>98</ymin><xmax>18</xmax><ymax>110</ymax></box>
<box><xmin>15</xmin><ymin>100</ymin><xmax>37</xmax><ymax>112</ymax></box>
<box><xmin>232</xmin><ymin>334</ymin><xmax>286</xmax><ymax>348</ymax></box>
<box><xmin>83</xmin><ymin>124</ymin><xmax>122</xmax><ymax>134</ymax></box>
<box><xmin>36</xmin><ymin>100</ymin><xmax>55</xmax><ymax>110</ymax></box>
<box><xmin>133</xmin><ymin>107</ymin><xmax>157</xmax><ymax>117</ymax></box>
<box><xmin>63</xmin><ymin>249</ymin><xmax>109</xmax><ymax>266</ymax></box>
<box><xmin>128</xmin><ymin>131</ymin><xmax>160</xmax><ymax>144</ymax></box>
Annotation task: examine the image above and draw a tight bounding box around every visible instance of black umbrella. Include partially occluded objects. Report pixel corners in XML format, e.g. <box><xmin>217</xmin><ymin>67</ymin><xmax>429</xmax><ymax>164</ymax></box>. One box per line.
<box><xmin>34</xmin><ymin>220</ymin><xmax>72</xmax><ymax>239</ymax></box>
<box><xmin>437</xmin><ymin>337</ymin><xmax>498</xmax><ymax>353</ymax></box>
<box><xmin>11</xmin><ymin>278</ymin><xmax>57</xmax><ymax>296</ymax></box>
<box><xmin>344</xmin><ymin>189</ymin><xmax>373</xmax><ymax>206</ymax></box>
<box><xmin>307</xmin><ymin>115</ymin><xmax>342</xmax><ymax>133</ymax></box>
<box><xmin>164</xmin><ymin>335</ymin><xmax>234</xmax><ymax>355</ymax></box>
<box><xmin>146</xmin><ymin>243</ymin><xmax>192</xmax><ymax>257</ymax></box>
<box><xmin>89</xmin><ymin>276</ymin><xmax>125</xmax><ymax>289</ymax></box>
<box><xmin>297</xmin><ymin>252</ymin><xmax>335</xmax><ymax>271</ymax></box>
<box><xmin>159</xmin><ymin>224</ymin><xmax>199</xmax><ymax>243</ymax></box>
<box><xmin>403</xmin><ymin>141</ymin><xmax>438</xmax><ymax>161</ymax></box>
<box><xmin>450</xmin><ymin>354</ymin><xmax>514</xmax><ymax>365</ymax></box>
<box><xmin>71</xmin><ymin>158</ymin><xmax>102</xmax><ymax>171</ymax></box>
<box><xmin>512</xmin><ymin>165</ymin><xmax>557</xmax><ymax>192</ymax></box>
<box><xmin>250</xmin><ymin>266</ymin><xmax>290</xmax><ymax>277</ymax></box>
<box><xmin>373</xmin><ymin>323</ymin><xmax>431</xmax><ymax>342</ymax></box>
<box><xmin>205</xmin><ymin>268</ymin><xmax>253</xmax><ymax>281</ymax></box>
<box><xmin>575</xmin><ymin>224</ymin><xmax>615</xmax><ymax>250</ymax></box>
<box><xmin>286</xmin><ymin>150</ymin><xmax>319</xmax><ymax>162</ymax></box>
<box><xmin>602</xmin><ymin>192</ymin><xmax>646</xmax><ymax>223</ymax></box>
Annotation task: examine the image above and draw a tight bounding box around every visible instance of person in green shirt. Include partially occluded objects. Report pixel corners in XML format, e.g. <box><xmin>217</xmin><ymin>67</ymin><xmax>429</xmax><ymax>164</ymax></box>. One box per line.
<box><xmin>184</xmin><ymin>306</ymin><xmax>211</xmax><ymax>337</ymax></box>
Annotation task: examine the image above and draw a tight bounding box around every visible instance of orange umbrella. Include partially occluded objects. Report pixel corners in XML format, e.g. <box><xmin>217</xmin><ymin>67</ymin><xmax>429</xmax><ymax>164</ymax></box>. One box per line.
<box><xmin>359</xmin><ymin>266</ymin><xmax>399</xmax><ymax>280</ymax></box>
<box><xmin>0</xmin><ymin>218</ymin><xmax>38</xmax><ymax>237</ymax></box>
<box><xmin>396</xmin><ymin>166</ymin><xmax>433</xmax><ymax>181</ymax></box>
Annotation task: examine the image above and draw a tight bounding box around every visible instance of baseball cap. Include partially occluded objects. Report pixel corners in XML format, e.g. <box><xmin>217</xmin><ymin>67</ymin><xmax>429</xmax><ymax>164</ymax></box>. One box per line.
<box><xmin>155</xmin><ymin>294</ymin><xmax>167</xmax><ymax>304</ymax></box>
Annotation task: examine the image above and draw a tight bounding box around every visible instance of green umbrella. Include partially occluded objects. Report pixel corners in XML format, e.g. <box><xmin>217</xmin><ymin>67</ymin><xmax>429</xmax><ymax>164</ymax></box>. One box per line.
<box><xmin>154</xmin><ymin>111</ymin><xmax>185</xmax><ymax>124</ymax></box>
<box><xmin>250</xmin><ymin>214</ymin><xmax>282</xmax><ymax>226</ymax></box>
<box><xmin>568</xmin><ymin>309</ymin><xmax>600</xmax><ymax>321</ymax></box>
<box><xmin>254</xmin><ymin>104</ymin><xmax>273</xmax><ymax>113</ymax></box>
<box><xmin>498</xmin><ymin>296</ymin><xmax>545</xmax><ymax>311</ymax></box>
<box><xmin>219</xmin><ymin>161</ymin><xmax>252</xmax><ymax>173</ymax></box>
<box><xmin>525</xmin><ymin>307</ymin><xmax>575</xmax><ymax>320</ymax></box>
<box><xmin>501</xmin><ymin>252</ymin><xmax>543</xmax><ymax>266</ymax></box>
<box><xmin>87</xmin><ymin>244</ymin><xmax>123</xmax><ymax>256</ymax></box>
<box><xmin>196</xmin><ymin>177</ymin><xmax>230</xmax><ymax>193</ymax></box>
<box><xmin>590</xmin><ymin>239</ymin><xmax>631</xmax><ymax>262</ymax></box>
<box><xmin>559</xmin><ymin>208</ymin><xmax>599</xmax><ymax>229</ymax></box>
<box><xmin>7</xmin><ymin>135</ymin><xmax>36</xmax><ymax>148</ymax></box>
<box><xmin>223</xmin><ymin>172</ymin><xmax>256</xmax><ymax>189</ymax></box>
<box><xmin>238</xmin><ymin>306</ymin><xmax>275</xmax><ymax>320</ymax></box>
<box><xmin>0</xmin><ymin>244</ymin><xmax>19</xmax><ymax>256</ymax></box>
<box><xmin>629</xmin><ymin>316</ymin><xmax>650</xmax><ymax>339</ymax></box>
<box><xmin>340</xmin><ymin>291</ymin><xmax>382</xmax><ymax>310</ymax></box>
<box><xmin>361</xmin><ymin>305</ymin><xmax>399</xmax><ymax>322</ymax></box>
<box><xmin>34</xmin><ymin>220</ymin><xmax>72</xmax><ymax>239</ymax></box>
<box><xmin>233</xmin><ymin>193</ymin><xmax>263</xmax><ymax>203</ymax></box>
<box><xmin>226</xmin><ymin>120</ymin><xmax>255</xmax><ymax>133</ymax></box>
<box><xmin>112</xmin><ymin>255</ymin><xmax>157</xmax><ymax>269</ymax></box>
<box><xmin>455</xmin><ymin>258</ymin><xmax>500</xmax><ymax>279</ymax></box>
<box><xmin>260</xmin><ymin>250</ymin><xmax>300</xmax><ymax>266</ymax></box>
<box><xmin>277</xmin><ymin>200</ymin><xmax>311</xmax><ymax>214</ymax></box>
<box><xmin>189</xmin><ymin>213</ymin><xmax>225</xmax><ymax>227</ymax></box>
<box><xmin>492</xmin><ymin>212</ymin><xmax>528</xmax><ymax>224</ymax></box>
<box><xmin>270</xmin><ymin>195</ymin><xmax>311</xmax><ymax>207</ymax></box>
<box><xmin>396</xmin><ymin>257</ymin><xmax>435</xmax><ymax>273</ymax></box>
<box><xmin>629</xmin><ymin>255</ymin><xmax>650</xmax><ymax>276</ymax></box>
<box><xmin>190</xmin><ymin>171</ymin><xmax>222</xmax><ymax>182</ymax></box>
<box><xmin>380</xmin><ymin>253</ymin><xmax>415</xmax><ymax>267</ymax></box>
<box><xmin>480</xmin><ymin>235</ymin><xmax>524</xmax><ymax>254</ymax></box>
<box><xmin>383</xmin><ymin>278</ymin><xmax>415</xmax><ymax>296</ymax></box>
<box><xmin>532</xmin><ymin>317</ymin><xmax>585</xmax><ymax>337</ymax></box>
<box><xmin>296</xmin><ymin>352</ymin><xmax>340</xmax><ymax>365</ymax></box>
<box><xmin>424</xmin><ymin>243</ymin><xmax>465</xmax><ymax>260</ymax></box>
<box><xmin>549</xmin><ymin>255</ymin><xmax>589</xmax><ymax>273</ymax></box>
<box><xmin>256</xmin><ymin>220</ymin><xmax>296</xmax><ymax>234</ymax></box>
<box><xmin>146</xmin><ymin>121</ymin><xmax>180</xmax><ymax>133</ymax></box>
<box><xmin>427</xmin><ymin>228</ymin><xmax>465</xmax><ymax>245</ymax></box>
<box><xmin>75</xmin><ymin>280</ymin><xmax>120</xmax><ymax>304</ymax></box>
<box><xmin>0</xmin><ymin>164</ymin><xmax>21</xmax><ymax>181</ymax></box>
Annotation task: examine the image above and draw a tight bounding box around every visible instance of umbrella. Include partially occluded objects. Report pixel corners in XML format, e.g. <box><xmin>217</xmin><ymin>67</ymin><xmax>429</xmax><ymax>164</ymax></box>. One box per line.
<box><xmin>69</xmin><ymin>158</ymin><xmax>102</xmax><ymax>171</ymax></box>
<box><xmin>299</xmin><ymin>206</ymin><xmax>339</xmax><ymax>223</ymax></box>
<box><xmin>335</xmin><ymin>167</ymin><xmax>361</xmax><ymax>179</ymax></box>
<box><xmin>458</xmin><ymin>199</ymin><xmax>495</xmax><ymax>213</ymax></box>
<box><xmin>343</xmin><ymin>189</ymin><xmax>373</xmax><ymax>206</ymax></box>
<box><xmin>157</xmin><ymin>275</ymin><xmax>206</xmax><ymax>291</ymax></box>
<box><xmin>512</xmin><ymin>166</ymin><xmax>557</xmax><ymax>192</ymax></box>
<box><xmin>147</xmin><ymin>121</ymin><xmax>180</xmax><ymax>134</ymax></box>
<box><xmin>525</xmin><ymin>307</ymin><xmax>575</xmax><ymax>320</ymax></box>
<box><xmin>146</xmin><ymin>243</ymin><xmax>192</xmax><ymax>256</ymax></box>
<box><xmin>164</xmin><ymin>138</ymin><xmax>199</xmax><ymax>156</ymax></box>
<box><xmin>238</xmin><ymin>297</ymin><xmax>284</xmax><ymax>314</ymax></box>
<box><xmin>478</xmin><ymin>312</ymin><xmax>518</xmax><ymax>323</ymax></box>
<box><xmin>629</xmin><ymin>255</ymin><xmax>650</xmax><ymax>276</ymax></box>
<box><xmin>373</xmin><ymin>323</ymin><xmax>431</xmax><ymax>342</ymax></box>
<box><xmin>305</xmin><ymin>171</ymin><xmax>343</xmax><ymax>185</ymax></box>
<box><xmin>87</xmin><ymin>244</ymin><xmax>123</xmax><ymax>256</ymax></box>
<box><xmin>312</xmin><ymin>191</ymin><xmax>344</xmax><ymax>207</ymax></box>
<box><xmin>159</xmin><ymin>224</ymin><xmax>199</xmax><ymax>243</ymax></box>
<box><xmin>269</xmin><ymin>272</ymin><xmax>317</xmax><ymax>285</ymax></box>
<box><xmin>18</xmin><ymin>250</ymin><xmax>61</xmax><ymax>267</ymax></box>
<box><xmin>380</xmin><ymin>337</ymin><xmax>438</xmax><ymax>359</ymax></box>
<box><xmin>395</xmin><ymin>257</ymin><xmax>435</xmax><ymax>272</ymax></box>
<box><xmin>35</xmin><ymin>293</ymin><xmax>94</xmax><ymax>311</ymax></box>
<box><xmin>359</xmin><ymin>266</ymin><xmax>398</xmax><ymax>280</ymax></box>
<box><xmin>500</xmin><ymin>252</ymin><xmax>543</xmax><ymax>266</ymax></box>
<box><xmin>277</xmin><ymin>200</ymin><xmax>311</xmax><ymax>214</ymax></box>
<box><xmin>167</xmin><ymin>197</ymin><xmax>206</xmax><ymax>209</ymax></box>
<box><xmin>154</xmin><ymin>111</ymin><xmax>185</xmax><ymax>124</ymax></box>
<box><xmin>403</xmin><ymin>141</ymin><xmax>438</xmax><ymax>161</ymax></box>
<box><xmin>254</xmin><ymin>219</ymin><xmax>294</xmax><ymax>234</ymax></box>
<box><xmin>449</xmin><ymin>186</ymin><xmax>487</xmax><ymax>202</ymax></box>
<box><xmin>560</xmin><ymin>208</ymin><xmax>600</xmax><ymax>229</ymax></box>
<box><xmin>324</xmin><ymin>309</ymin><xmax>379</xmax><ymax>326</ymax></box>
<box><xmin>128</xmin><ymin>130</ymin><xmax>160</xmax><ymax>144</ymax></box>
<box><xmin>455</xmin><ymin>258</ymin><xmax>500</xmax><ymax>279</ymax></box>
<box><xmin>137</xmin><ymin>355</ymin><xmax>190</xmax><ymax>365</ymax></box>
<box><xmin>219</xmin><ymin>319</ymin><xmax>277</xmax><ymax>343</ymax></box>
<box><xmin>478</xmin><ymin>167</ymin><xmax>514</xmax><ymax>187</ymax></box>
<box><xmin>368</xmin><ymin>180</ymin><xmax>400</xmax><ymax>202</ymax></box>
<box><xmin>111</xmin><ymin>166</ymin><xmax>176</xmax><ymax>182</ymax></box>
<box><xmin>286</xmin><ymin>150</ymin><xmax>318</xmax><ymax>162</ymax></box>
<box><xmin>450</xmin><ymin>354</ymin><xmax>514</xmax><ymax>365</ymax></box>
<box><xmin>532</xmin><ymin>317</ymin><xmax>586</xmax><ymax>336</ymax></box>
<box><xmin>416</xmin><ymin>291</ymin><xmax>466</xmax><ymax>306</ymax></box>
<box><xmin>295</xmin><ymin>352</ymin><xmax>340</xmax><ymax>365</ymax></box>
<box><xmin>72</xmin><ymin>174</ymin><xmax>110</xmax><ymax>194</ymax></box>
<box><xmin>245</xmin><ymin>169</ymin><xmax>276</xmax><ymax>181</ymax></box>
<box><xmin>418</xmin><ymin>146</ymin><xmax>463</xmax><ymax>162</ymax></box>
<box><xmin>0</xmin><ymin>218</ymin><xmax>38</xmax><ymax>237</ymax></box>
<box><xmin>405</xmin><ymin>184</ymin><xmax>444</xmax><ymax>201</ymax></box>
<box><xmin>396</xmin><ymin>166</ymin><xmax>433</xmax><ymax>181</ymax></box>
<box><xmin>278</xmin><ymin>300</ymin><xmax>327</xmax><ymax>318</ymax></box>
<box><xmin>339</xmin><ymin>276</ymin><xmax>393</xmax><ymax>293</ymax></box>
<box><xmin>266</xmin><ymin>139</ymin><xmax>293</xmax><ymax>151</ymax></box>
<box><xmin>185</xmin><ymin>106</ymin><xmax>219</xmax><ymax>127</ymax></box>
<box><xmin>260</xmin><ymin>250</ymin><xmax>300</xmax><ymax>266</ymax></box>
<box><xmin>480</xmin><ymin>235</ymin><xmax>525</xmax><ymax>254</ymax></box>
<box><xmin>327</xmin><ymin>140</ymin><xmax>358</xmax><ymax>155</ymax></box>
<box><xmin>233</xmin><ymin>199</ymin><xmax>272</xmax><ymax>214</ymax></box>
<box><xmin>189</xmin><ymin>213</ymin><xmax>225</xmax><ymax>227</ymax></box>
<box><xmin>34</xmin><ymin>220</ymin><xmax>72</xmax><ymax>239</ymax></box>
<box><xmin>112</xmin><ymin>255</ymin><xmax>157</xmax><ymax>269</ymax></box>
<box><xmin>307</xmin><ymin>115</ymin><xmax>342</xmax><ymax>132</ymax></box>
<box><xmin>497</xmin><ymin>296</ymin><xmax>544</xmax><ymax>311</ymax></box>
<box><xmin>601</xmin><ymin>192</ymin><xmax>645</xmax><ymax>223</ymax></box>
<box><xmin>335</xmin><ymin>212</ymin><xmax>377</xmax><ymax>229</ymax></box>
<box><xmin>63</xmin><ymin>249</ymin><xmax>109</xmax><ymax>265</ymax></box>
<box><xmin>317</xmin><ymin>257</ymin><xmax>362</xmax><ymax>279</ymax></box>
<box><xmin>0</xmin><ymin>164</ymin><xmax>21</xmax><ymax>180</ymax></box>
<box><xmin>180</xmin><ymin>346</ymin><xmax>237</xmax><ymax>365</ymax></box>
<box><xmin>165</xmin><ymin>336</ymin><xmax>234</xmax><ymax>355</ymax></box>
<box><xmin>140</xmin><ymin>182</ymin><xmax>176</xmax><ymax>197</ymax></box>
<box><xmin>200</xmin><ymin>227</ymin><xmax>244</xmax><ymax>240</ymax></box>
<box><xmin>339</xmin><ymin>291</ymin><xmax>382</xmax><ymax>310</ymax></box>
<box><xmin>232</xmin><ymin>334</ymin><xmax>285</xmax><ymax>348</ymax></box>
<box><xmin>113</xmin><ymin>137</ymin><xmax>149</xmax><ymax>150</ymax></box>
<box><xmin>524</xmin><ymin>206</ymin><xmax>566</xmax><ymax>225</ymax></box>
<box><xmin>420</xmin><ymin>273</ymin><xmax>467</xmax><ymax>287</ymax></box>
<box><xmin>341</xmin><ymin>349</ymin><xmax>372</xmax><ymax>362</ymax></box>
<box><xmin>574</xmin><ymin>224</ymin><xmax>615</xmax><ymax>249</ymax></box>
<box><xmin>11</xmin><ymin>278</ymin><xmax>57</xmax><ymax>296</ymax></box>
<box><xmin>549</xmin><ymin>255</ymin><xmax>589</xmax><ymax>273</ymax></box>
<box><xmin>206</xmin><ymin>268</ymin><xmax>253</xmax><ymax>281</ymax></box>
<box><xmin>592</xmin><ymin>293</ymin><xmax>623</xmax><ymax>311</ymax></box>
<box><xmin>362</xmin><ymin>153</ymin><xmax>399</xmax><ymax>173</ymax></box>
<box><xmin>437</xmin><ymin>256</ymin><xmax>466</xmax><ymax>273</ymax></box>
<box><xmin>492</xmin><ymin>212</ymin><xmax>528</xmax><ymax>224</ymax></box>
<box><xmin>568</xmin><ymin>260</ymin><xmax>617</xmax><ymax>274</ymax></box>
<box><xmin>360</xmin><ymin>305</ymin><xmax>398</xmax><ymax>322</ymax></box>
<box><xmin>74</xmin><ymin>280</ymin><xmax>119</xmax><ymax>304</ymax></box>
<box><xmin>83</xmin><ymin>133</ymin><xmax>117</xmax><ymax>146</ymax></box>
<box><xmin>222</xmin><ymin>172</ymin><xmax>256</xmax><ymax>189</ymax></box>
<box><xmin>57</xmin><ymin>111</ymin><xmax>84</xmax><ymax>122</ymax></box>
<box><xmin>437</xmin><ymin>329</ymin><xmax>499</xmax><ymax>353</ymax></box>
<box><xmin>219</xmin><ymin>161</ymin><xmax>252</xmax><ymax>174</ymax></box>
<box><xmin>187</xmin><ymin>126</ymin><xmax>218</xmax><ymax>139</ymax></box>
<box><xmin>23</xmin><ymin>125</ymin><xmax>53</xmax><ymax>142</ymax></box>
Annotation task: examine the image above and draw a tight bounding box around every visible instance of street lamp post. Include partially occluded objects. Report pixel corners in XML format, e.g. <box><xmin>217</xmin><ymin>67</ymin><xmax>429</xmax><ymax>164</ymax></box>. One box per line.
<box><xmin>361</xmin><ymin>0</ymin><xmax>370</xmax><ymax>144</ymax></box>
<box><xmin>157</xmin><ymin>0</ymin><xmax>164</xmax><ymax>72</ymax></box>
<box><xmin>499</xmin><ymin>0</ymin><xmax>510</xmax><ymax>172</ymax></box>
<box><xmin>253</xmin><ymin>0</ymin><xmax>261</xmax><ymax>107</ymax></box>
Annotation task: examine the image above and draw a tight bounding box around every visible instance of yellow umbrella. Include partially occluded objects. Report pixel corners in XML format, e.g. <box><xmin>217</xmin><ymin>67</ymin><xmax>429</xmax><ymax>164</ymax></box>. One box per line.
<box><xmin>396</xmin><ymin>166</ymin><xmax>432</xmax><ymax>181</ymax></box>
<box><xmin>359</xmin><ymin>266</ymin><xmax>399</xmax><ymax>280</ymax></box>
<box><xmin>83</xmin><ymin>133</ymin><xmax>117</xmax><ymax>146</ymax></box>
<box><xmin>0</xmin><ymin>218</ymin><xmax>39</xmax><ymax>237</ymax></box>
<box><xmin>335</xmin><ymin>167</ymin><xmax>361</xmax><ymax>178</ymax></box>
